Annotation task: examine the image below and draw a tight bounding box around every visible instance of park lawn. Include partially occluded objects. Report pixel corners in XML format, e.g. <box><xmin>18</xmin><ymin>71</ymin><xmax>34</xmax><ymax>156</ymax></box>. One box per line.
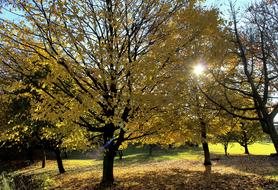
<box><xmin>209</xmin><ymin>142</ymin><xmax>276</xmax><ymax>155</ymax></box>
<box><xmin>118</xmin><ymin>142</ymin><xmax>276</xmax><ymax>162</ymax></box>
<box><xmin>4</xmin><ymin>142</ymin><xmax>278</xmax><ymax>189</ymax></box>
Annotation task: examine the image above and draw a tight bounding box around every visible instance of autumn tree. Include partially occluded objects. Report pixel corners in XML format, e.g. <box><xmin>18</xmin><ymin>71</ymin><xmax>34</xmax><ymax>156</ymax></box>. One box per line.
<box><xmin>0</xmin><ymin>91</ymin><xmax>91</xmax><ymax>173</ymax></box>
<box><xmin>215</xmin><ymin>118</ymin><xmax>237</xmax><ymax>156</ymax></box>
<box><xmin>169</xmin><ymin>6</ymin><xmax>227</xmax><ymax>165</ymax></box>
<box><xmin>0</xmin><ymin>54</ymin><xmax>90</xmax><ymax>173</ymax></box>
<box><xmin>0</xmin><ymin>0</ymin><xmax>198</xmax><ymax>185</ymax></box>
<box><xmin>136</xmin><ymin>5</ymin><xmax>227</xmax><ymax>165</ymax></box>
<box><xmin>201</xmin><ymin>1</ymin><xmax>278</xmax><ymax>154</ymax></box>
<box><xmin>217</xmin><ymin>131</ymin><xmax>233</xmax><ymax>156</ymax></box>
<box><xmin>233</xmin><ymin>121</ymin><xmax>264</xmax><ymax>154</ymax></box>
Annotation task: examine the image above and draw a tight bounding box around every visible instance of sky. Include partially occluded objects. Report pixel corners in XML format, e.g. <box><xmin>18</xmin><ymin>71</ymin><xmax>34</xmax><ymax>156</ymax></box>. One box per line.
<box><xmin>0</xmin><ymin>6</ymin><xmax>21</xmax><ymax>22</ymax></box>
<box><xmin>204</xmin><ymin>0</ymin><xmax>259</xmax><ymax>20</ymax></box>
<box><xmin>204</xmin><ymin>0</ymin><xmax>256</xmax><ymax>10</ymax></box>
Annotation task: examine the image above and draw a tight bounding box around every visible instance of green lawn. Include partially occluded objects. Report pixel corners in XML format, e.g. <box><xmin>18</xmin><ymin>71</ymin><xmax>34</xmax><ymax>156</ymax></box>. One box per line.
<box><xmin>119</xmin><ymin>142</ymin><xmax>276</xmax><ymax>163</ymax></box>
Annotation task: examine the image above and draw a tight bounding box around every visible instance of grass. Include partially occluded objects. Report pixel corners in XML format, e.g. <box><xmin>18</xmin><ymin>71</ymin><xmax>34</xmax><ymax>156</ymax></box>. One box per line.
<box><xmin>2</xmin><ymin>142</ymin><xmax>278</xmax><ymax>189</ymax></box>
<box><xmin>209</xmin><ymin>142</ymin><xmax>276</xmax><ymax>155</ymax></box>
<box><xmin>116</xmin><ymin>142</ymin><xmax>276</xmax><ymax>163</ymax></box>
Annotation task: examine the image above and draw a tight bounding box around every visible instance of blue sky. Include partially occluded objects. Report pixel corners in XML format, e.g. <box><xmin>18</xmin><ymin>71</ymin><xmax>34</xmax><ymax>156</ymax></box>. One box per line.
<box><xmin>204</xmin><ymin>0</ymin><xmax>258</xmax><ymax>20</ymax></box>
<box><xmin>0</xmin><ymin>6</ymin><xmax>22</xmax><ymax>22</ymax></box>
<box><xmin>205</xmin><ymin>0</ymin><xmax>256</xmax><ymax>10</ymax></box>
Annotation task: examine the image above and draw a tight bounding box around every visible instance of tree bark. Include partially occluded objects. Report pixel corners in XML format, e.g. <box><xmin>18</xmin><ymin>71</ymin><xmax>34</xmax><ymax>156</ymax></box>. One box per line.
<box><xmin>242</xmin><ymin>130</ymin><xmax>250</xmax><ymax>155</ymax></box>
<box><xmin>267</xmin><ymin>121</ymin><xmax>278</xmax><ymax>154</ymax></box>
<box><xmin>100</xmin><ymin>124</ymin><xmax>122</xmax><ymax>186</ymax></box>
<box><xmin>101</xmin><ymin>148</ymin><xmax>116</xmax><ymax>186</ymax></box>
<box><xmin>202</xmin><ymin>142</ymin><xmax>211</xmax><ymax>165</ymax></box>
<box><xmin>41</xmin><ymin>148</ymin><xmax>46</xmax><ymax>168</ymax></box>
<box><xmin>224</xmin><ymin>144</ymin><xmax>228</xmax><ymax>156</ymax></box>
<box><xmin>201</xmin><ymin>122</ymin><xmax>211</xmax><ymax>165</ymax></box>
<box><xmin>244</xmin><ymin>144</ymin><xmax>249</xmax><ymax>154</ymax></box>
<box><xmin>54</xmin><ymin>149</ymin><xmax>65</xmax><ymax>174</ymax></box>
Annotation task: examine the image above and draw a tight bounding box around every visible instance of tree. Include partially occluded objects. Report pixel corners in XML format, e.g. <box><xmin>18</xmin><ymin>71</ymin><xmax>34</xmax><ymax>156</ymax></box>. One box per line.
<box><xmin>202</xmin><ymin>1</ymin><xmax>278</xmax><ymax>154</ymax></box>
<box><xmin>216</xmin><ymin>120</ymin><xmax>236</xmax><ymax>156</ymax></box>
<box><xmin>170</xmin><ymin>6</ymin><xmax>227</xmax><ymax>165</ymax></box>
<box><xmin>217</xmin><ymin>132</ymin><xmax>233</xmax><ymax>156</ymax></box>
<box><xmin>0</xmin><ymin>0</ymin><xmax>193</xmax><ymax>185</ymax></box>
<box><xmin>233</xmin><ymin>121</ymin><xmax>264</xmax><ymax>155</ymax></box>
<box><xmin>0</xmin><ymin>57</ymin><xmax>91</xmax><ymax>174</ymax></box>
<box><xmin>0</xmin><ymin>0</ymin><xmax>231</xmax><ymax>184</ymax></box>
<box><xmin>0</xmin><ymin>93</ymin><xmax>91</xmax><ymax>173</ymax></box>
<box><xmin>185</xmin><ymin>82</ymin><xmax>215</xmax><ymax>166</ymax></box>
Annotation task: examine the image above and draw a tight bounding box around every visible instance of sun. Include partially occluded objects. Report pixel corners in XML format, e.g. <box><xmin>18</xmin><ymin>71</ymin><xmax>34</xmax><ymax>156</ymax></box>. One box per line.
<box><xmin>193</xmin><ymin>64</ymin><xmax>205</xmax><ymax>76</ymax></box>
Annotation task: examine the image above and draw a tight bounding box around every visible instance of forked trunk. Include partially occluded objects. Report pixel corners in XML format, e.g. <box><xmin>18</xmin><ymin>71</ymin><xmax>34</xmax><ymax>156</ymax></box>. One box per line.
<box><xmin>101</xmin><ymin>148</ymin><xmax>116</xmax><ymax>186</ymax></box>
<box><xmin>54</xmin><ymin>149</ymin><xmax>65</xmax><ymax>174</ymax></box>
<box><xmin>100</xmin><ymin>124</ymin><xmax>124</xmax><ymax>186</ymax></box>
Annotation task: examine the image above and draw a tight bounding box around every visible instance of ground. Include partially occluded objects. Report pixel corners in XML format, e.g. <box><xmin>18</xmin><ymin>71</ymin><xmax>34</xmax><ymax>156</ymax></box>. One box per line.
<box><xmin>1</xmin><ymin>143</ymin><xmax>278</xmax><ymax>189</ymax></box>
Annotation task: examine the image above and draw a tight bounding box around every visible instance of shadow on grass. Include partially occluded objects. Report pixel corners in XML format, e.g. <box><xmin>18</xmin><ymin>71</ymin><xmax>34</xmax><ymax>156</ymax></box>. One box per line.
<box><xmin>115</xmin><ymin>151</ymin><xmax>278</xmax><ymax>179</ymax></box>
<box><xmin>57</xmin><ymin>167</ymin><xmax>278</xmax><ymax>190</ymax></box>
<box><xmin>61</xmin><ymin>147</ymin><xmax>203</xmax><ymax>173</ymax></box>
<box><xmin>115</xmin><ymin>147</ymin><xmax>203</xmax><ymax>163</ymax></box>
<box><xmin>58</xmin><ymin>148</ymin><xmax>201</xmax><ymax>175</ymax></box>
<box><xmin>25</xmin><ymin>147</ymin><xmax>203</xmax><ymax>178</ymax></box>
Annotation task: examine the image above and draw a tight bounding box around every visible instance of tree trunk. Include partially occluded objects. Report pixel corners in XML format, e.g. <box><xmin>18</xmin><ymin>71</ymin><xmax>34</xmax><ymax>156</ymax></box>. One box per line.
<box><xmin>168</xmin><ymin>144</ymin><xmax>173</xmax><ymax>149</ymax></box>
<box><xmin>201</xmin><ymin>122</ymin><xmax>211</xmax><ymax>165</ymax></box>
<box><xmin>54</xmin><ymin>149</ymin><xmax>65</xmax><ymax>174</ymax></box>
<box><xmin>242</xmin><ymin>130</ymin><xmax>250</xmax><ymax>155</ymax></box>
<box><xmin>244</xmin><ymin>144</ymin><xmax>249</xmax><ymax>155</ymax></box>
<box><xmin>101</xmin><ymin>148</ymin><xmax>116</xmax><ymax>186</ymax></box>
<box><xmin>41</xmin><ymin>148</ymin><xmax>46</xmax><ymax>168</ymax></box>
<box><xmin>100</xmin><ymin>124</ymin><xmax>122</xmax><ymax>186</ymax></box>
<box><xmin>202</xmin><ymin>142</ymin><xmax>211</xmax><ymax>165</ymax></box>
<box><xmin>224</xmin><ymin>144</ymin><xmax>228</xmax><ymax>156</ymax></box>
<box><xmin>268</xmin><ymin>122</ymin><xmax>278</xmax><ymax>154</ymax></box>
